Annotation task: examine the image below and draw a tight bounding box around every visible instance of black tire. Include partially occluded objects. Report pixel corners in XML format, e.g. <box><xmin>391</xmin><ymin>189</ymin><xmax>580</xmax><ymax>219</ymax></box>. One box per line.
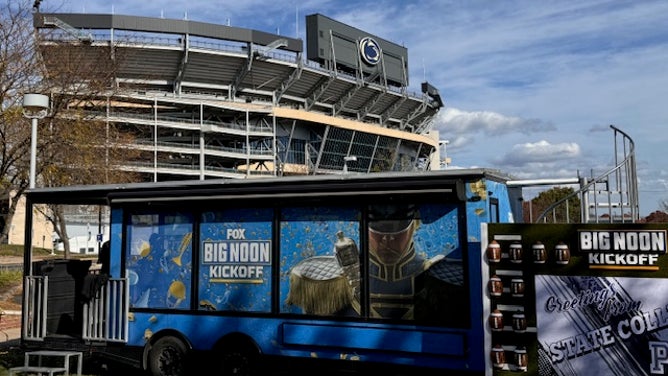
<box><xmin>148</xmin><ymin>336</ymin><xmax>189</xmax><ymax>376</ymax></box>
<box><xmin>218</xmin><ymin>342</ymin><xmax>259</xmax><ymax>376</ymax></box>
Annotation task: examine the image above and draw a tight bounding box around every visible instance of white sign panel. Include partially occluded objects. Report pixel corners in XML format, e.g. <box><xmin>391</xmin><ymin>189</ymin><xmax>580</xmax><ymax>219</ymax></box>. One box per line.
<box><xmin>536</xmin><ymin>275</ymin><xmax>668</xmax><ymax>375</ymax></box>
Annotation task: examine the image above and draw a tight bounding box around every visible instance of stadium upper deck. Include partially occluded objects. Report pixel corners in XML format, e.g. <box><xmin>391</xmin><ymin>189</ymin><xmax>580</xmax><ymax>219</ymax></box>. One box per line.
<box><xmin>32</xmin><ymin>12</ymin><xmax>444</xmax><ymax>179</ymax></box>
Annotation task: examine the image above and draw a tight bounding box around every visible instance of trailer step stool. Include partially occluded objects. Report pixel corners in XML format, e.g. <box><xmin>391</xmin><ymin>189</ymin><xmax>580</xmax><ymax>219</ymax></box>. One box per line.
<box><xmin>8</xmin><ymin>350</ymin><xmax>82</xmax><ymax>376</ymax></box>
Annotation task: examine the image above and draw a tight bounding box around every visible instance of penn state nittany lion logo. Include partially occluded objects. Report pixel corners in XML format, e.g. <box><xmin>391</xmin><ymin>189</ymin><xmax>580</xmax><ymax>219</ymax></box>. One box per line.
<box><xmin>359</xmin><ymin>37</ymin><xmax>381</xmax><ymax>65</ymax></box>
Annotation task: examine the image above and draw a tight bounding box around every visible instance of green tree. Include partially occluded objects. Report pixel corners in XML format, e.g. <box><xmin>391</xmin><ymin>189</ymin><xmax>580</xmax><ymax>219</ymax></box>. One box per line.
<box><xmin>525</xmin><ymin>186</ymin><xmax>581</xmax><ymax>223</ymax></box>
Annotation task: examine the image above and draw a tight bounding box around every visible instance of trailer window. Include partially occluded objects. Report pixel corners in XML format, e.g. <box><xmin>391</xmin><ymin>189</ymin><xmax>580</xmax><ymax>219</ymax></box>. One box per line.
<box><xmin>126</xmin><ymin>211</ymin><xmax>193</xmax><ymax>309</ymax></box>
<box><xmin>281</xmin><ymin>206</ymin><xmax>361</xmax><ymax>317</ymax></box>
<box><xmin>198</xmin><ymin>208</ymin><xmax>273</xmax><ymax>312</ymax></box>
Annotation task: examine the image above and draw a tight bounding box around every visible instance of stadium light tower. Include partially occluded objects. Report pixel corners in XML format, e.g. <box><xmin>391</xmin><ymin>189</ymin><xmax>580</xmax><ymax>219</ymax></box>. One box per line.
<box><xmin>22</xmin><ymin>93</ymin><xmax>49</xmax><ymax>189</ymax></box>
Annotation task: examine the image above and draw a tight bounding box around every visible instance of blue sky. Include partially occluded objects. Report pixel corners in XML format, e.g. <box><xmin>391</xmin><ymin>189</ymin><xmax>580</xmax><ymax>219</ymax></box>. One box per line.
<box><xmin>44</xmin><ymin>0</ymin><xmax>668</xmax><ymax>216</ymax></box>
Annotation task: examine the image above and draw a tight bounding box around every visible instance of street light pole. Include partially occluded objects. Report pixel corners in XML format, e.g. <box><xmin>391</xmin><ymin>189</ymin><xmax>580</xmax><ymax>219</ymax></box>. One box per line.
<box><xmin>343</xmin><ymin>156</ymin><xmax>357</xmax><ymax>174</ymax></box>
<box><xmin>22</xmin><ymin>94</ymin><xmax>50</xmax><ymax>189</ymax></box>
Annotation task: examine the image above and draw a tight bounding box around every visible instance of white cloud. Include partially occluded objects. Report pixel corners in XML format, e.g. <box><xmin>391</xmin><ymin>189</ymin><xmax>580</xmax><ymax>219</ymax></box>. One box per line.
<box><xmin>436</xmin><ymin>108</ymin><xmax>555</xmax><ymax>136</ymax></box>
<box><xmin>494</xmin><ymin>140</ymin><xmax>580</xmax><ymax>167</ymax></box>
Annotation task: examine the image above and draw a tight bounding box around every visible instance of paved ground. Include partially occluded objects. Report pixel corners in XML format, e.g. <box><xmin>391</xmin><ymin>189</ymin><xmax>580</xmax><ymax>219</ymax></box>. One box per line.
<box><xmin>0</xmin><ymin>311</ymin><xmax>20</xmax><ymax>342</ymax></box>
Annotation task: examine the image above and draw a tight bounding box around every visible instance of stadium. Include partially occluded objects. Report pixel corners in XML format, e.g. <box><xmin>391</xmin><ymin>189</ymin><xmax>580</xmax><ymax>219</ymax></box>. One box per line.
<box><xmin>32</xmin><ymin>11</ymin><xmax>445</xmax><ymax>180</ymax></box>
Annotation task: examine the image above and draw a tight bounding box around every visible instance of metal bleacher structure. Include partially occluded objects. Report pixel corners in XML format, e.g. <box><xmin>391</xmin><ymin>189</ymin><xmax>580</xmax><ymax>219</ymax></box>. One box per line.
<box><xmin>32</xmin><ymin>12</ymin><xmax>444</xmax><ymax>181</ymax></box>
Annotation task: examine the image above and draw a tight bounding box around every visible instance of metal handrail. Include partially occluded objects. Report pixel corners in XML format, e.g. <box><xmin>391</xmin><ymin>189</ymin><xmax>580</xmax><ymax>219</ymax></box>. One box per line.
<box><xmin>82</xmin><ymin>278</ymin><xmax>129</xmax><ymax>342</ymax></box>
<box><xmin>536</xmin><ymin>125</ymin><xmax>637</xmax><ymax>223</ymax></box>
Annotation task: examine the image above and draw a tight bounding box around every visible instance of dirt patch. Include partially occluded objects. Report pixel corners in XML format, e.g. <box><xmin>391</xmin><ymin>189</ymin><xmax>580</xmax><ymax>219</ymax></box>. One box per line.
<box><xmin>0</xmin><ymin>312</ymin><xmax>20</xmax><ymax>331</ymax></box>
<box><xmin>0</xmin><ymin>279</ymin><xmax>21</xmax><ymax>330</ymax></box>
<box><xmin>0</xmin><ymin>257</ymin><xmax>24</xmax><ymax>315</ymax></box>
<box><xmin>0</xmin><ymin>282</ymin><xmax>23</xmax><ymax>312</ymax></box>
<box><xmin>0</xmin><ymin>256</ymin><xmax>22</xmax><ymax>264</ymax></box>
<box><xmin>0</xmin><ymin>283</ymin><xmax>22</xmax><ymax>312</ymax></box>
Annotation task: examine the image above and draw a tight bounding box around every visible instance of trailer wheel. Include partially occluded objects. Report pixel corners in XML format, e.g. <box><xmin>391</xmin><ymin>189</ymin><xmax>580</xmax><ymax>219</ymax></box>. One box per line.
<box><xmin>148</xmin><ymin>335</ymin><xmax>189</xmax><ymax>376</ymax></box>
<box><xmin>216</xmin><ymin>338</ymin><xmax>260</xmax><ymax>376</ymax></box>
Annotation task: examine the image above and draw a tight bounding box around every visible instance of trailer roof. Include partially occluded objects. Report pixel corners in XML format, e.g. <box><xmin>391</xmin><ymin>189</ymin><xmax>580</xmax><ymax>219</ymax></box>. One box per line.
<box><xmin>25</xmin><ymin>169</ymin><xmax>512</xmax><ymax>205</ymax></box>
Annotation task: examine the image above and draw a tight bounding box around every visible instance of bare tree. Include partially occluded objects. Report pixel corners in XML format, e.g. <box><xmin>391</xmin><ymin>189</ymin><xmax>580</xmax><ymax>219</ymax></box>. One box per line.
<box><xmin>1</xmin><ymin>1</ymin><xmax>141</xmax><ymax>256</ymax></box>
<box><xmin>0</xmin><ymin>0</ymin><xmax>46</xmax><ymax>244</ymax></box>
<box><xmin>660</xmin><ymin>199</ymin><xmax>668</xmax><ymax>213</ymax></box>
<box><xmin>35</xmin><ymin>32</ymin><xmax>141</xmax><ymax>257</ymax></box>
